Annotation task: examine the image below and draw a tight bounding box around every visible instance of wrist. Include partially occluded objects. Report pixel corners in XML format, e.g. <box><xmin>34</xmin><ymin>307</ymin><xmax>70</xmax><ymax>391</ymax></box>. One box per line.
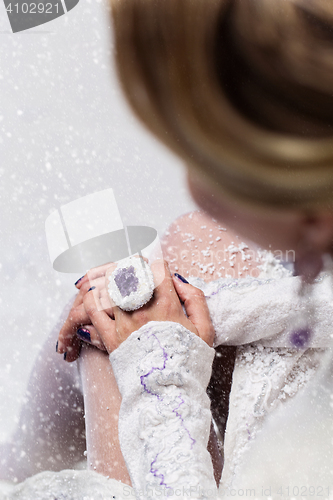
<box><xmin>109</xmin><ymin>321</ymin><xmax>215</xmax><ymax>397</ymax></box>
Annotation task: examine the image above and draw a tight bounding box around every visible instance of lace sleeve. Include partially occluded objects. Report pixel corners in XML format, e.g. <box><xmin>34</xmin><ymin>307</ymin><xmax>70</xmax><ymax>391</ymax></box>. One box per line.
<box><xmin>109</xmin><ymin>321</ymin><xmax>217</xmax><ymax>499</ymax></box>
<box><xmin>188</xmin><ymin>274</ymin><xmax>333</xmax><ymax>348</ymax></box>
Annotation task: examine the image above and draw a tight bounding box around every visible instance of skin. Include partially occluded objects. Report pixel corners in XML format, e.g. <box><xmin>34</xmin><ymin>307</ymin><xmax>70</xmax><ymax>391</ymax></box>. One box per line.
<box><xmin>187</xmin><ymin>172</ymin><xmax>333</xmax><ymax>269</ymax></box>
<box><xmin>57</xmin><ymin>259</ymin><xmax>215</xmax><ymax>357</ymax></box>
<box><xmin>160</xmin><ymin>210</ymin><xmax>261</xmax><ymax>280</ymax></box>
<box><xmin>79</xmin><ymin>345</ymin><xmax>131</xmax><ymax>484</ymax></box>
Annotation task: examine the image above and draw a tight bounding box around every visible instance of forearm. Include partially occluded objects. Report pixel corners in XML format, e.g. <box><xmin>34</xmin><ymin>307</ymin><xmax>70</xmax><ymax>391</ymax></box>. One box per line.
<box><xmin>110</xmin><ymin>321</ymin><xmax>217</xmax><ymax>498</ymax></box>
<box><xmin>79</xmin><ymin>346</ymin><xmax>131</xmax><ymax>484</ymax></box>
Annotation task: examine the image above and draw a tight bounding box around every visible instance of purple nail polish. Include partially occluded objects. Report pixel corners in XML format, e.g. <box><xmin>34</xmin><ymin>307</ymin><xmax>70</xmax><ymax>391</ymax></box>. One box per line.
<box><xmin>56</xmin><ymin>341</ymin><xmax>58</xmax><ymax>352</ymax></box>
<box><xmin>77</xmin><ymin>328</ymin><xmax>92</xmax><ymax>343</ymax></box>
<box><xmin>75</xmin><ymin>276</ymin><xmax>84</xmax><ymax>286</ymax></box>
<box><xmin>88</xmin><ymin>286</ymin><xmax>96</xmax><ymax>292</ymax></box>
<box><xmin>174</xmin><ymin>273</ymin><xmax>189</xmax><ymax>284</ymax></box>
<box><xmin>63</xmin><ymin>352</ymin><xmax>67</xmax><ymax>361</ymax></box>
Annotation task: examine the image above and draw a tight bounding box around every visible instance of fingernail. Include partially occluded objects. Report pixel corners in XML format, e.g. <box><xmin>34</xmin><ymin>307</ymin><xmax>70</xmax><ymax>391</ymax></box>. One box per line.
<box><xmin>56</xmin><ymin>341</ymin><xmax>58</xmax><ymax>353</ymax></box>
<box><xmin>174</xmin><ymin>273</ymin><xmax>189</xmax><ymax>284</ymax></box>
<box><xmin>75</xmin><ymin>276</ymin><xmax>85</xmax><ymax>286</ymax></box>
<box><xmin>88</xmin><ymin>286</ymin><xmax>96</xmax><ymax>292</ymax></box>
<box><xmin>77</xmin><ymin>328</ymin><xmax>92</xmax><ymax>343</ymax></box>
<box><xmin>63</xmin><ymin>352</ymin><xmax>67</xmax><ymax>361</ymax></box>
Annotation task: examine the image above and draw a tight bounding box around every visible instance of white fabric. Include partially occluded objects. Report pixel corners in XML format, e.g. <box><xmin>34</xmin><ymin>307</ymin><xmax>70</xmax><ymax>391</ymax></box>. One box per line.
<box><xmin>0</xmin><ymin>469</ymin><xmax>127</xmax><ymax>500</ymax></box>
<box><xmin>187</xmin><ymin>271</ymin><xmax>333</xmax><ymax>489</ymax></box>
<box><xmin>109</xmin><ymin>321</ymin><xmax>216</xmax><ymax>499</ymax></box>
<box><xmin>187</xmin><ymin>273</ymin><xmax>333</xmax><ymax>348</ymax></box>
<box><xmin>232</xmin><ymin>346</ymin><xmax>333</xmax><ymax>499</ymax></box>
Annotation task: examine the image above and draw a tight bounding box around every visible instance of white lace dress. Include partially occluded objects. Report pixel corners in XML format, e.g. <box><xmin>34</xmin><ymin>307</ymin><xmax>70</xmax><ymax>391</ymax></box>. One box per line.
<box><xmin>187</xmin><ymin>270</ymin><xmax>333</xmax><ymax>490</ymax></box>
<box><xmin>2</xmin><ymin>270</ymin><xmax>333</xmax><ymax>499</ymax></box>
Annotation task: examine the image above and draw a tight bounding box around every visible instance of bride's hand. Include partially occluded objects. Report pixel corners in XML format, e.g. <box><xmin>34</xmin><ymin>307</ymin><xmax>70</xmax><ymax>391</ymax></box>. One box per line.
<box><xmin>57</xmin><ymin>262</ymin><xmax>113</xmax><ymax>362</ymax></box>
<box><xmin>57</xmin><ymin>259</ymin><xmax>214</xmax><ymax>360</ymax></box>
<box><xmin>79</xmin><ymin>259</ymin><xmax>214</xmax><ymax>354</ymax></box>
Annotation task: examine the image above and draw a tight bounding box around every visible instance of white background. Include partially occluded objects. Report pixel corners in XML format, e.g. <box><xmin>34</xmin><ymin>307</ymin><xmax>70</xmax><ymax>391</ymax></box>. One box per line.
<box><xmin>0</xmin><ymin>0</ymin><xmax>196</xmax><ymax>441</ymax></box>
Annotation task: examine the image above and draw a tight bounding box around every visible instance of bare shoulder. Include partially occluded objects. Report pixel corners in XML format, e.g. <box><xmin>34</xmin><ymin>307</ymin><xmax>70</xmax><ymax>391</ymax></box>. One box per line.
<box><xmin>161</xmin><ymin>211</ymin><xmax>260</xmax><ymax>281</ymax></box>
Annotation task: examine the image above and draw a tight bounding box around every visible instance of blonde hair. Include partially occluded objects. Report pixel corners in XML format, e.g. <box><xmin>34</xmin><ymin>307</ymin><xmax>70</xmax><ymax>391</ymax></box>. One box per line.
<box><xmin>110</xmin><ymin>0</ymin><xmax>333</xmax><ymax>210</ymax></box>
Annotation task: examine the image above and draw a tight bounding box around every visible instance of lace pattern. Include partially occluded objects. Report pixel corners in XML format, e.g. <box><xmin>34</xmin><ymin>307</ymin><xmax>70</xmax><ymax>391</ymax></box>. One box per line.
<box><xmin>110</xmin><ymin>321</ymin><xmax>217</xmax><ymax>499</ymax></box>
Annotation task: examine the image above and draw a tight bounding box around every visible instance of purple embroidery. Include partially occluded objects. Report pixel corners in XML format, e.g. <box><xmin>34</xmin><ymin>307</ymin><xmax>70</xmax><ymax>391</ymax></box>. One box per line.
<box><xmin>149</xmin><ymin>453</ymin><xmax>171</xmax><ymax>490</ymax></box>
<box><xmin>140</xmin><ymin>333</ymin><xmax>168</xmax><ymax>400</ymax></box>
<box><xmin>173</xmin><ymin>396</ymin><xmax>196</xmax><ymax>449</ymax></box>
<box><xmin>114</xmin><ymin>265</ymin><xmax>139</xmax><ymax>297</ymax></box>
<box><xmin>290</xmin><ymin>328</ymin><xmax>312</xmax><ymax>348</ymax></box>
<box><xmin>140</xmin><ymin>331</ymin><xmax>196</xmax><ymax>489</ymax></box>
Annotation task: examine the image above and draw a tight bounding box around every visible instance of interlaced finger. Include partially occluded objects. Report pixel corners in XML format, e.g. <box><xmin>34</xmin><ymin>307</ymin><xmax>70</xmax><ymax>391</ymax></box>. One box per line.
<box><xmin>83</xmin><ymin>287</ymin><xmax>119</xmax><ymax>352</ymax></box>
